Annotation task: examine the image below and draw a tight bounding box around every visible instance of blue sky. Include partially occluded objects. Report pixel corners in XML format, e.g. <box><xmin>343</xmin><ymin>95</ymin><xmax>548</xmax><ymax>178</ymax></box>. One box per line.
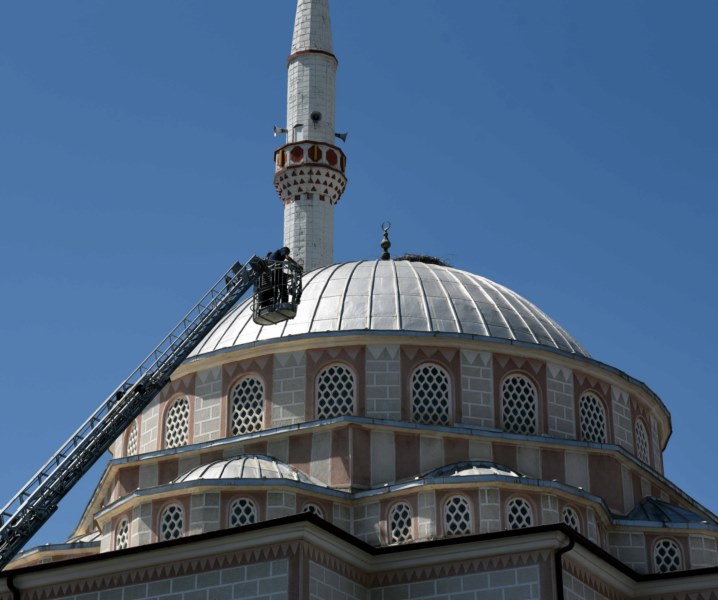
<box><xmin>1</xmin><ymin>1</ymin><xmax>717</xmax><ymax>549</ymax></box>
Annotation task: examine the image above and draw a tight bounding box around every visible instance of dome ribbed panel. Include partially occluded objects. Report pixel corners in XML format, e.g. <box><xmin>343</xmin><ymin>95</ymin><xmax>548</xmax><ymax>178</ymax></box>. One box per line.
<box><xmin>174</xmin><ymin>454</ymin><xmax>324</xmax><ymax>486</ymax></box>
<box><xmin>188</xmin><ymin>260</ymin><xmax>588</xmax><ymax>358</ymax></box>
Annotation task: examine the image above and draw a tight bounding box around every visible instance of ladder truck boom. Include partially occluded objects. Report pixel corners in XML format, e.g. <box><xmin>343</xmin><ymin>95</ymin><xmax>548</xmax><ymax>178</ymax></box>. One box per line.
<box><xmin>0</xmin><ymin>256</ymin><xmax>301</xmax><ymax>571</ymax></box>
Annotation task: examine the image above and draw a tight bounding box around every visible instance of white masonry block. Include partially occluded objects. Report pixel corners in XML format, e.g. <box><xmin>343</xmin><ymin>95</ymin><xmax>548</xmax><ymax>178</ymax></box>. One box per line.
<box><xmin>547</xmin><ymin>363</ymin><xmax>575</xmax><ymax>438</ymax></box>
<box><xmin>611</xmin><ymin>385</ymin><xmax>633</xmax><ymax>452</ymax></box>
<box><xmin>193</xmin><ymin>367</ymin><xmax>222</xmax><ymax>443</ymax></box>
<box><xmin>272</xmin><ymin>351</ymin><xmax>306</xmax><ymax>427</ymax></box>
<box><xmin>460</xmin><ymin>350</ymin><xmax>494</xmax><ymax>427</ymax></box>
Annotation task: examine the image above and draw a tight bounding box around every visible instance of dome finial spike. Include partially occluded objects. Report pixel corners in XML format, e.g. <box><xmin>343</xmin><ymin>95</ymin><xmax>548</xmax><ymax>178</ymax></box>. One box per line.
<box><xmin>380</xmin><ymin>222</ymin><xmax>392</xmax><ymax>260</ymax></box>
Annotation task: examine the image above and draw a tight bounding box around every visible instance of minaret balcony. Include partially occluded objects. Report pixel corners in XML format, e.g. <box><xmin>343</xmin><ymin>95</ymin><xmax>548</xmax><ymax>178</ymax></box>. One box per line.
<box><xmin>273</xmin><ymin>141</ymin><xmax>347</xmax><ymax>205</ymax></box>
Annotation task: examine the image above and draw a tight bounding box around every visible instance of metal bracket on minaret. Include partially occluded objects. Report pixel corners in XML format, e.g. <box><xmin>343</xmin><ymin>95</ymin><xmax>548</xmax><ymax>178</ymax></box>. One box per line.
<box><xmin>273</xmin><ymin>0</ymin><xmax>348</xmax><ymax>272</ymax></box>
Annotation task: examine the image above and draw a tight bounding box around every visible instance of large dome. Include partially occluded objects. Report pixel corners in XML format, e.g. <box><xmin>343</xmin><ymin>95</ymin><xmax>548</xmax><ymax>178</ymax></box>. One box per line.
<box><xmin>190</xmin><ymin>260</ymin><xmax>588</xmax><ymax>358</ymax></box>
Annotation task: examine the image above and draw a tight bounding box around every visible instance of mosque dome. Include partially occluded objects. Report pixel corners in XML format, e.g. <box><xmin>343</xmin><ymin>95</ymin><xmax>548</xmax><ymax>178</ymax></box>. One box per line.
<box><xmin>190</xmin><ymin>259</ymin><xmax>588</xmax><ymax>359</ymax></box>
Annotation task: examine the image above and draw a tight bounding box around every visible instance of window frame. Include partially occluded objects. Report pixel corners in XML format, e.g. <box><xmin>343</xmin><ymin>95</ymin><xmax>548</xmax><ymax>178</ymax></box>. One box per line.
<box><xmin>410</xmin><ymin>362</ymin><xmax>453</xmax><ymax>426</ymax></box>
<box><xmin>500</xmin><ymin>373</ymin><xmax>539</xmax><ymax>435</ymax></box>
<box><xmin>315</xmin><ymin>362</ymin><xmax>357</xmax><ymax>420</ymax></box>
<box><xmin>229</xmin><ymin>374</ymin><xmax>266</xmax><ymax>436</ymax></box>
<box><xmin>163</xmin><ymin>396</ymin><xmax>191</xmax><ymax>450</ymax></box>
<box><xmin>443</xmin><ymin>494</ymin><xmax>473</xmax><ymax>537</ymax></box>
<box><xmin>579</xmin><ymin>391</ymin><xmax>609</xmax><ymax>444</ymax></box>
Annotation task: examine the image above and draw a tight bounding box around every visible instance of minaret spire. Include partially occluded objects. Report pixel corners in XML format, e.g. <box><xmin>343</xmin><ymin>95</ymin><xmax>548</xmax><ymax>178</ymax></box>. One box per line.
<box><xmin>273</xmin><ymin>0</ymin><xmax>347</xmax><ymax>271</ymax></box>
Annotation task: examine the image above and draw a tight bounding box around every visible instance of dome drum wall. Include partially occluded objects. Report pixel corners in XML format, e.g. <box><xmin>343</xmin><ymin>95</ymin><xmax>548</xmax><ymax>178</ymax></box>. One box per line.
<box><xmin>109</xmin><ymin>420</ymin><xmax>675</xmax><ymax>514</ymax></box>
<box><xmin>171</xmin><ymin>341</ymin><xmax>670</xmax><ymax>468</ymax></box>
<box><xmin>85</xmin><ymin>460</ymin><xmax>718</xmax><ymax>576</ymax></box>
<box><xmin>109</xmin><ymin>338</ymin><xmax>676</xmax><ymax>514</ymax></box>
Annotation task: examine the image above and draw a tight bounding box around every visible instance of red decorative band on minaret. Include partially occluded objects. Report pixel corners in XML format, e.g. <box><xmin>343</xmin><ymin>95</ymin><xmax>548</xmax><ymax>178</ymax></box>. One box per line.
<box><xmin>273</xmin><ymin>141</ymin><xmax>348</xmax><ymax>205</ymax></box>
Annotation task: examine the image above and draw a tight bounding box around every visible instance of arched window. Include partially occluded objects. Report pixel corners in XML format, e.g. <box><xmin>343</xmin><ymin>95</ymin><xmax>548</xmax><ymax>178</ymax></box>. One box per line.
<box><xmin>229</xmin><ymin>498</ymin><xmax>257</xmax><ymax>527</ymax></box>
<box><xmin>164</xmin><ymin>398</ymin><xmax>189</xmax><ymax>449</ymax></box>
<box><xmin>316</xmin><ymin>364</ymin><xmax>356</xmax><ymax>419</ymax></box>
<box><xmin>115</xmin><ymin>519</ymin><xmax>129</xmax><ymax>550</ymax></box>
<box><xmin>303</xmin><ymin>503</ymin><xmax>324</xmax><ymax>519</ymax></box>
<box><xmin>444</xmin><ymin>496</ymin><xmax>472</xmax><ymax>537</ymax></box>
<box><xmin>654</xmin><ymin>538</ymin><xmax>682</xmax><ymax>573</ymax></box>
<box><xmin>411</xmin><ymin>363</ymin><xmax>451</xmax><ymax>426</ymax></box>
<box><xmin>501</xmin><ymin>374</ymin><xmax>538</xmax><ymax>435</ymax></box>
<box><xmin>389</xmin><ymin>502</ymin><xmax>413</xmax><ymax>544</ymax></box>
<box><xmin>507</xmin><ymin>498</ymin><xmax>533</xmax><ymax>529</ymax></box>
<box><xmin>159</xmin><ymin>505</ymin><xmax>183</xmax><ymax>541</ymax></box>
<box><xmin>125</xmin><ymin>422</ymin><xmax>138</xmax><ymax>456</ymax></box>
<box><xmin>562</xmin><ymin>506</ymin><xmax>580</xmax><ymax>532</ymax></box>
<box><xmin>635</xmin><ymin>419</ymin><xmax>650</xmax><ymax>464</ymax></box>
<box><xmin>579</xmin><ymin>393</ymin><xmax>608</xmax><ymax>443</ymax></box>
<box><xmin>230</xmin><ymin>376</ymin><xmax>264</xmax><ymax>435</ymax></box>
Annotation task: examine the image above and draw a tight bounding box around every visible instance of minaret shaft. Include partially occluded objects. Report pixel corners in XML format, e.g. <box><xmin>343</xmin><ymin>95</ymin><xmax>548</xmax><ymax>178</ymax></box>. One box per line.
<box><xmin>274</xmin><ymin>0</ymin><xmax>347</xmax><ymax>272</ymax></box>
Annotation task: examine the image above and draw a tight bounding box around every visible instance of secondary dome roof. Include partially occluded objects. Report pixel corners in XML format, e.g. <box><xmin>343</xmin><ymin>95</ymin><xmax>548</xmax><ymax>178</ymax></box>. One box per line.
<box><xmin>174</xmin><ymin>455</ymin><xmax>324</xmax><ymax>486</ymax></box>
<box><xmin>190</xmin><ymin>260</ymin><xmax>588</xmax><ymax>358</ymax></box>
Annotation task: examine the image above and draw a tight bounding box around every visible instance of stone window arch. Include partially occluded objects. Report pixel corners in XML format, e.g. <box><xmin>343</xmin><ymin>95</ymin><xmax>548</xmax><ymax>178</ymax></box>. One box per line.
<box><xmin>411</xmin><ymin>363</ymin><xmax>451</xmax><ymax>426</ymax></box>
<box><xmin>125</xmin><ymin>422</ymin><xmax>138</xmax><ymax>457</ymax></box>
<box><xmin>164</xmin><ymin>397</ymin><xmax>189</xmax><ymax>449</ymax></box>
<box><xmin>444</xmin><ymin>495</ymin><xmax>472</xmax><ymax>537</ymax></box>
<box><xmin>654</xmin><ymin>538</ymin><xmax>682</xmax><ymax>573</ymax></box>
<box><xmin>230</xmin><ymin>375</ymin><xmax>265</xmax><ymax>436</ymax></box>
<box><xmin>635</xmin><ymin>418</ymin><xmax>650</xmax><ymax>464</ymax></box>
<box><xmin>389</xmin><ymin>502</ymin><xmax>413</xmax><ymax>544</ymax></box>
<box><xmin>302</xmin><ymin>503</ymin><xmax>324</xmax><ymax>519</ymax></box>
<box><xmin>115</xmin><ymin>518</ymin><xmax>129</xmax><ymax>550</ymax></box>
<box><xmin>562</xmin><ymin>506</ymin><xmax>581</xmax><ymax>533</ymax></box>
<box><xmin>159</xmin><ymin>504</ymin><xmax>184</xmax><ymax>541</ymax></box>
<box><xmin>316</xmin><ymin>363</ymin><xmax>356</xmax><ymax>419</ymax></box>
<box><xmin>229</xmin><ymin>498</ymin><xmax>257</xmax><ymax>527</ymax></box>
<box><xmin>501</xmin><ymin>374</ymin><xmax>538</xmax><ymax>435</ymax></box>
<box><xmin>579</xmin><ymin>392</ymin><xmax>608</xmax><ymax>443</ymax></box>
<box><xmin>506</xmin><ymin>497</ymin><xmax>533</xmax><ymax>529</ymax></box>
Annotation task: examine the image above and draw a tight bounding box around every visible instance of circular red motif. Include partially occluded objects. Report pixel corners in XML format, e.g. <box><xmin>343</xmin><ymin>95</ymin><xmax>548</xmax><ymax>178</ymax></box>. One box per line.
<box><xmin>308</xmin><ymin>145</ymin><xmax>323</xmax><ymax>162</ymax></box>
<box><xmin>325</xmin><ymin>149</ymin><xmax>338</xmax><ymax>166</ymax></box>
<box><xmin>290</xmin><ymin>146</ymin><xmax>304</xmax><ymax>163</ymax></box>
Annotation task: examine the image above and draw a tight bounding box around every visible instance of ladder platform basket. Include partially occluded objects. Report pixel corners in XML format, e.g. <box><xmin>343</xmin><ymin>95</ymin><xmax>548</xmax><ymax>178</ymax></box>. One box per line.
<box><xmin>252</xmin><ymin>259</ymin><xmax>302</xmax><ymax>325</ymax></box>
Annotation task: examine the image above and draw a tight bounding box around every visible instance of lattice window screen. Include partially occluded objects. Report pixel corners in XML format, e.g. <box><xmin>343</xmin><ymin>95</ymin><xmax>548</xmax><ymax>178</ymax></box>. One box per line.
<box><xmin>316</xmin><ymin>364</ymin><xmax>355</xmax><ymax>419</ymax></box>
<box><xmin>562</xmin><ymin>506</ymin><xmax>580</xmax><ymax>532</ymax></box>
<box><xmin>635</xmin><ymin>419</ymin><xmax>650</xmax><ymax>464</ymax></box>
<box><xmin>501</xmin><ymin>375</ymin><xmax>537</xmax><ymax>435</ymax></box>
<box><xmin>389</xmin><ymin>502</ymin><xmax>413</xmax><ymax>544</ymax></box>
<box><xmin>303</xmin><ymin>503</ymin><xmax>324</xmax><ymax>519</ymax></box>
<box><xmin>231</xmin><ymin>377</ymin><xmax>264</xmax><ymax>435</ymax></box>
<box><xmin>115</xmin><ymin>519</ymin><xmax>129</xmax><ymax>550</ymax></box>
<box><xmin>229</xmin><ymin>498</ymin><xmax>257</xmax><ymax>527</ymax></box>
<box><xmin>164</xmin><ymin>398</ymin><xmax>189</xmax><ymax>449</ymax></box>
<box><xmin>411</xmin><ymin>363</ymin><xmax>451</xmax><ymax>426</ymax></box>
<box><xmin>507</xmin><ymin>498</ymin><xmax>533</xmax><ymax>529</ymax></box>
<box><xmin>580</xmin><ymin>393</ymin><xmax>608</xmax><ymax>443</ymax></box>
<box><xmin>654</xmin><ymin>539</ymin><xmax>682</xmax><ymax>573</ymax></box>
<box><xmin>444</xmin><ymin>496</ymin><xmax>472</xmax><ymax>537</ymax></box>
<box><xmin>160</xmin><ymin>505</ymin><xmax>183</xmax><ymax>541</ymax></box>
<box><xmin>126</xmin><ymin>423</ymin><xmax>138</xmax><ymax>456</ymax></box>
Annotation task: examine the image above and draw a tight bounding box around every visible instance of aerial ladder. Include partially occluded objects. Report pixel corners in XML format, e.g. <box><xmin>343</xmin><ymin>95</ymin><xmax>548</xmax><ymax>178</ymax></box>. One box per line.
<box><xmin>0</xmin><ymin>256</ymin><xmax>302</xmax><ymax>571</ymax></box>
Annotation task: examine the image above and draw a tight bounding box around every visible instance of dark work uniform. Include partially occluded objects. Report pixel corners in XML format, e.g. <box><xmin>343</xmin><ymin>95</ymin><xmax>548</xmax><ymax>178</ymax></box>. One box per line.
<box><xmin>268</xmin><ymin>247</ymin><xmax>292</xmax><ymax>303</ymax></box>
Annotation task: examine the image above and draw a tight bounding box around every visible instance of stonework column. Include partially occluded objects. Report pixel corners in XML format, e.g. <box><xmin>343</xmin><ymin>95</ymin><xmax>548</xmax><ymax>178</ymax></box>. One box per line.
<box><xmin>274</xmin><ymin>0</ymin><xmax>347</xmax><ymax>271</ymax></box>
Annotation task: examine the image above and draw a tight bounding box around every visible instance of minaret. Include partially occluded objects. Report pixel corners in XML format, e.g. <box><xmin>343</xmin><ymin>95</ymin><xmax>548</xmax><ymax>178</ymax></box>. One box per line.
<box><xmin>273</xmin><ymin>0</ymin><xmax>347</xmax><ymax>271</ymax></box>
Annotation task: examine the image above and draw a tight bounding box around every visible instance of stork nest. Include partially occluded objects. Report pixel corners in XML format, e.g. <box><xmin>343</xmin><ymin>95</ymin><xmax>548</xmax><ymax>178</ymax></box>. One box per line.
<box><xmin>394</xmin><ymin>254</ymin><xmax>451</xmax><ymax>267</ymax></box>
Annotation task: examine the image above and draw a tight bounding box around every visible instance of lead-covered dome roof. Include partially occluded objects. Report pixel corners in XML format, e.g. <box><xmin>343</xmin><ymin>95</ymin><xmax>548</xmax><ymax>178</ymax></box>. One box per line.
<box><xmin>190</xmin><ymin>260</ymin><xmax>588</xmax><ymax>358</ymax></box>
<box><xmin>174</xmin><ymin>455</ymin><xmax>324</xmax><ymax>486</ymax></box>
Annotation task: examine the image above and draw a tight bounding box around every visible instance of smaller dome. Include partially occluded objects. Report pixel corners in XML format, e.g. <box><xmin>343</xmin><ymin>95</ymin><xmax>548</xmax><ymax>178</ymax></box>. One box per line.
<box><xmin>426</xmin><ymin>461</ymin><xmax>521</xmax><ymax>479</ymax></box>
<box><xmin>174</xmin><ymin>454</ymin><xmax>325</xmax><ymax>486</ymax></box>
<box><xmin>626</xmin><ymin>497</ymin><xmax>710</xmax><ymax>524</ymax></box>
